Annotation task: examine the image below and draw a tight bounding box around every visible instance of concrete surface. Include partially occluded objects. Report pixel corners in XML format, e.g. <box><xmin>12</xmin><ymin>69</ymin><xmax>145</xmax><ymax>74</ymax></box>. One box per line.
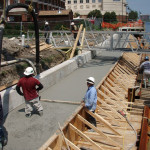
<box><xmin>2</xmin><ymin>50</ymin><xmax>122</xmax><ymax>150</ymax></box>
<box><xmin>1</xmin><ymin>50</ymin><xmax>92</xmax><ymax>117</ymax></box>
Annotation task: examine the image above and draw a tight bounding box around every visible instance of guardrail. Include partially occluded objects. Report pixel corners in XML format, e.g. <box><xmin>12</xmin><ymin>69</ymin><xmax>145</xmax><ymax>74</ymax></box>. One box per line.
<box><xmin>27</xmin><ymin>30</ymin><xmax>150</xmax><ymax>52</ymax></box>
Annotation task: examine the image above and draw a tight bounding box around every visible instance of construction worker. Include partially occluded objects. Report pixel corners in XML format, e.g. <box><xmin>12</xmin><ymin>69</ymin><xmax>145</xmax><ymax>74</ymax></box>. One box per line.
<box><xmin>139</xmin><ymin>56</ymin><xmax>150</xmax><ymax>88</ymax></box>
<box><xmin>16</xmin><ymin>67</ymin><xmax>43</xmax><ymax>117</ymax></box>
<box><xmin>0</xmin><ymin>95</ymin><xmax>7</xmax><ymax>148</ymax></box>
<box><xmin>44</xmin><ymin>21</ymin><xmax>50</xmax><ymax>44</ymax></box>
<box><xmin>70</xmin><ymin>22</ymin><xmax>80</xmax><ymax>46</ymax></box>
<box><xmin>82</xmin><ymin>77</ymin><xmax>97</xmax><ymax>129</ymax></box>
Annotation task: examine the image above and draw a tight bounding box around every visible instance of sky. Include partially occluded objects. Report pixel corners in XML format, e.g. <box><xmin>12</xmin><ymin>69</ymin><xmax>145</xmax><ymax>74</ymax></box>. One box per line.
<box><xmin>126</xmin><ymin>0</ymin><xmax>150</xmax><ymax>15</ymax></box>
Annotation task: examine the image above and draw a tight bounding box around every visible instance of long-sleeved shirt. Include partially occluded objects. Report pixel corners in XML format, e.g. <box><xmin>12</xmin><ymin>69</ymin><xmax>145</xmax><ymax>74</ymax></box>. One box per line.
<box><xmin>140</xmin><ymin>61</ymin><xmax>150</xmax><ymax>73</ymax></box>
<box><xmin>84</xmin><ymin>86</ymin><xmax>97</xmax><ymax>111</ymax></box>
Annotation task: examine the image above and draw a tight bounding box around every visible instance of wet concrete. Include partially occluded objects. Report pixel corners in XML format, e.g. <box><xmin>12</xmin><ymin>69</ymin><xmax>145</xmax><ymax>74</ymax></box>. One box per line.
<box><xmin>3</xmin><ymin>50</ymin><xmax>122</xmax><ymax>150</ymax></box>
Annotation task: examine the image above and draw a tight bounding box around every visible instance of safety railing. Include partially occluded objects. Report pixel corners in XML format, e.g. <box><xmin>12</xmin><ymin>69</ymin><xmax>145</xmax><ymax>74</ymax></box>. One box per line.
<box><xmin>27</xmin><ymin>30</ymin><xmax>150</xmax><ymax>52</ymax></box>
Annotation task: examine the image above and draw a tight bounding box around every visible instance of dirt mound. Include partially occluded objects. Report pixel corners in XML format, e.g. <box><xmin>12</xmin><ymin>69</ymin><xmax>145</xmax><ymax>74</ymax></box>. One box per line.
<box><xmin>0</xmin><ymin>37</ymin><xmax>65</xmax><ymax>90</ymax></box>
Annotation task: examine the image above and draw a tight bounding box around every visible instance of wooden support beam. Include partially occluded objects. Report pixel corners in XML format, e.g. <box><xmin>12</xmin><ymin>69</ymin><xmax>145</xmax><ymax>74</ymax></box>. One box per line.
<box><xmin>77</xmin><ymin>141</ymin><xmax>121</xmax><ymax>150</ymax></box>
<box><xmin>78</xmin><ymin>28</ymin><xmax>86</xmax><ymax>55</ymax></box>
<box><xmin>77</xmin><ymin>114</ymin><xmax>122</xmax><ymax>148</ymax></box>
<box><xmin>70</xmin><ymin>24</ymin><xmax>83</xmax><ymax>59</ymax></box>
<box><xmin>104</xmin><ymin>81</ymin><xmax>127</xmax><ymax>103</ymax></box>
<box><xmin>69</xmin><ymin>123</ymin><xmax>104</xmax><ymax>150</ymax></box>
<box><xmin>85</xmin><ymin>109</ymin><xmax>121</xmax><ymax>136</ymax></box>
<box><xmin>99</xmin><ymin>87</ymin><xmax>125</xmax><ymax>110</ymax></box>
<box><xmin>97</xmin><ymin>97</ymin><xmax>126</xmax><ymax>121</ymax></box>
<box><xmin>64</xmin><ymin>138</ymin><xmax>80</xmax><ymax>150</ymax></box>
<box><xmin>96</xmin><ymin>105</ymin><xmax>123</xmax><ymax>127</ymax></box>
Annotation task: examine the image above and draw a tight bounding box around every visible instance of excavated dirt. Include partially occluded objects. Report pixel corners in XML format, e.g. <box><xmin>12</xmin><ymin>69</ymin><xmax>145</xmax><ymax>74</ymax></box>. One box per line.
<box><xmin>0</xmin><ymin>37</ymin><xmax>64</xmax><ymax>89</ymax></box>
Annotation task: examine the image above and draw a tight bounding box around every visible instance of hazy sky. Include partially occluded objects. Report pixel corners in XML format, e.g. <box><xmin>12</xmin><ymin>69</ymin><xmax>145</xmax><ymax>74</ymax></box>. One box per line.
<box><xmin>126</xmin><ymin>0</ymin><xmax>150</xmax><ymax>15</ymax></box>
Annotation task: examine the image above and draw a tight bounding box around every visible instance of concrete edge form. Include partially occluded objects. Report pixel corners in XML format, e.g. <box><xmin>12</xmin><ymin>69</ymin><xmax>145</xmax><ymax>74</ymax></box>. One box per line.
<box><xmin>0</xmin><ymin>50</ymin><xmax>94</xmax><ymax>116</ymax></box>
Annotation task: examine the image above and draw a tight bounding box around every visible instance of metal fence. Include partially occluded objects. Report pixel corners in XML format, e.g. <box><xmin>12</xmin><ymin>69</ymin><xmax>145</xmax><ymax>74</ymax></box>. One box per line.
<box><xmin>27</xmin><ymin>30</ymin><xmax>150</xmax><ymax>52</ymax></box>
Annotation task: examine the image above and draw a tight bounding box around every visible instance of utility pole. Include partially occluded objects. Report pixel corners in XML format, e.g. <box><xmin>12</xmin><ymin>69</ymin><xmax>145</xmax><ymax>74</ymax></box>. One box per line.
<box><xmin>122</xmin><ymin>0</ymin><xmax>123</xmax><ymax>22</ymax></box>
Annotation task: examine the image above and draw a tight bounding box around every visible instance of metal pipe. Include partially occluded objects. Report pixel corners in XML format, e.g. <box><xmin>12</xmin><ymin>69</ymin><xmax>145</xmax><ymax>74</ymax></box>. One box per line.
<box><xmin>0</xmin><ymin>58</ymin><xmax>37</xmax><ymax>75</ymax></box>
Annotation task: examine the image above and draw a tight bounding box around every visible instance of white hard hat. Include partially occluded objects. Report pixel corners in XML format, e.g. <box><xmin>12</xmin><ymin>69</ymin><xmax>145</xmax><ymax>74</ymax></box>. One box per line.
<box><xmin>71</xmin><ymin>22</ymin><xmax>74</xmax><ymax>25</ymax></box>
<box><xmin>86</xmin><ymin>77</ymin><xmax>95</xmax><ymax>84</ymax></box>
<box><xmin>24</xmin><ymin>67</ymin><xmax>34</xmax><ymax>76</ymax></box>
<box><xmin>45</xmin><ymin>22</ymin><xmax>49</xmax><ymax>25</ymax></box>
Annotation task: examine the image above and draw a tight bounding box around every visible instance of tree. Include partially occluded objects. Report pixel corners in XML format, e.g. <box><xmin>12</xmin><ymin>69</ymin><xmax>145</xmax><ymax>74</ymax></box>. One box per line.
<box><xmin>103</xmin><ymin>12</ymin><xmax>111</xmax><ymax>22</ymax></box>
<box><xmin>74</xmin><ymin>12</ymin><xmax>80</xmax><ymax>18</ymax></box>
<box><xmin>87</xmin><ymin>9</ymin><xmax>102</xmax><ymax>18</ymax></box>
<box><xmin>128</xmin><ymin>11</ymin><xmax>138</xmax><ymax>21</ymax></box>
<box><xmin>110</xmin><ymin>11</ymin><xmax>117</xmax><ymax>22</ymax></box>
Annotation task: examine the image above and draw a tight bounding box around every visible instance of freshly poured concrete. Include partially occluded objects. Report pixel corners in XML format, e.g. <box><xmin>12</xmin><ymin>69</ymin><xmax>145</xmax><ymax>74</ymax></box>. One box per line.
<box><xmin>3</xmin><ymin>50</ymin><xmax>122</xmax><ymax>150</ymax></box>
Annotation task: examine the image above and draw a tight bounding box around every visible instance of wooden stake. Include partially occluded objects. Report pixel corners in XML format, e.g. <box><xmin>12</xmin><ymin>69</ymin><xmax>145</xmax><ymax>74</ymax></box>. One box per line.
<box><xmin>70</xmin><ymin>24</ymin><xmax>83</xmax><ymax>59</ymax></box>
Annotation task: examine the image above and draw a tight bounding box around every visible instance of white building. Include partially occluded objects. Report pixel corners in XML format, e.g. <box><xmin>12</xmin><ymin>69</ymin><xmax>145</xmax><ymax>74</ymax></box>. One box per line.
<box><xmin>65</xmin><ymin>0</ymin><xmax>127</xmax><ymax>21</ymax></box>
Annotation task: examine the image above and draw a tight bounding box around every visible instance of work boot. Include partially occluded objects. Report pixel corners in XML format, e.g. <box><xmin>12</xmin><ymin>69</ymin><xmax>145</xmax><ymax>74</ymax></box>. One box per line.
<box><xmin>38</xmin><ymin>111</ymin><xmax>43</xmax><ymax>116</ymax></box>
<box><xmin>25</xmin><ymin>113</ymin><xmax>31</xmax><ymax>118</ymax></box>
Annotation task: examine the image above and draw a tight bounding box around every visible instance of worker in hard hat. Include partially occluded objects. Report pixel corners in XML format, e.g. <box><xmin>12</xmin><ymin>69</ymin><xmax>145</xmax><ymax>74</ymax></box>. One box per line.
<box><xmin>16</xmin><ymin>67</ymin><xmax>44</xmax><ymax>118</ymax></box>
<box><xmin>70</xmin><ymin>22</ymin><xmax>80</xmax><ymax>46</ymax></box>
<box><xmin>82</xmin><ymin>77</ymin><xmax>97</xmax><ymax>128</ymax></box>
<box><xmin>44</xmin><ymin>21</ymin><xmax>50</xmax><ymax>44</ymax></box>
<box><xmin>139</xmin><ymin>56</ymin><xmax>150</xmax><ymax>88</ymax></box>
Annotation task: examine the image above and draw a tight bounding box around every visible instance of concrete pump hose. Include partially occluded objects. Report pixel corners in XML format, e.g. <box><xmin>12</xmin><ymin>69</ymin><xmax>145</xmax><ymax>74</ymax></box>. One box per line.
<box><xmin>5</xmin><ymin>3</ymin><xmax>40</xmax><ymax>74</ymax></box>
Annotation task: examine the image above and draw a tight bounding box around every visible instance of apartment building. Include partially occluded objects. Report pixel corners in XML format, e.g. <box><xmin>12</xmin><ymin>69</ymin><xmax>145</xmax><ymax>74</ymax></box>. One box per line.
<box><xmin>0</xmin><ymin>0</ymin><xmax>65</xmax><ymax>21</ymax></box>
<box><xmin>65</xmin><ymin>0</ymin><xmax>127</xmax><ymax>21</ymax></box>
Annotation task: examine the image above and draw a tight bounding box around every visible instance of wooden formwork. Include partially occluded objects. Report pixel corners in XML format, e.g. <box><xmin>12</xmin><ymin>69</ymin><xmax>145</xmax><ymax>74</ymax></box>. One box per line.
<box><xmin>39</xmin><ymin>52</ymin><xmax>144</xmax><ymax>150</ymax></box>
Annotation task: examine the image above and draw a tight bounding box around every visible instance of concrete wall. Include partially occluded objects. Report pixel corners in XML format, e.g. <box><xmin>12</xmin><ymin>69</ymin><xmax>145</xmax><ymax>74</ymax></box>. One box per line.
<box><xmin>0</xmin><ymin>50</ymin><xmax>93</xmax><ymax>116</ymax></box>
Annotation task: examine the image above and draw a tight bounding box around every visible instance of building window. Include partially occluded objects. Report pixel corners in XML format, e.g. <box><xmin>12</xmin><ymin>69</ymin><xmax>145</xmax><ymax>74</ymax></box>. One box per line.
<box><xmin>86</xmin><ymin>5</ymin><xmax>89</xmax><ymax>8</ymax></box>
<box><xmin>74</xmin><ymin>0</ymin><xmax>77</xmax><ymax>3</ymax></box>
<box><xmin>92</xmin><ymin>0</ymin><xmax>95</xmax><ymax>3</ymax></box>
<box><xmin>113</xmin><ymin>0</ymin><xmax>120</xmax><ymax>1</ymax></box>
<box><xmin>74</xmin><ymin>5</ymin><xmax>77</xmax><ymax>9</ymax></box>
<box><xmin>68</xmin><ymin>1</ymin><xmax>71</xmax><ymax>4</ymax></box>
<box><xmin>80</xmin><ymin>5</ymin><xmax>83</xmax><ymax>9</ymax></box>
<box><xmin>92</xmin><ymin>5</ymin><xmax>96</xmax><ymax>8</ymax></box>
<box><xmin>80</xmin><ymin>0</ymin><xmax>83</xmax><ymax>3</ymax></box>
<box><xmin>98</xmin><ymin>0</ymin><xmax>102</xmax><ymax>2</ymax></box>
<box><xmin>86</xmin><ymin>0</ymin><xmax>89</xmax><ymax>3</ymax></box>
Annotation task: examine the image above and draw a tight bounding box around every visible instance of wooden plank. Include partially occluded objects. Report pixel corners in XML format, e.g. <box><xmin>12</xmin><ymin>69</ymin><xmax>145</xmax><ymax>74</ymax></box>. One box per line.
<box><xmin>104</xmin><ymin>81</ymin><xmax>127</xmax><ymax>103</ymax></box>
<box><xmin>77</xmin><ymin>141</ymin><xmax>121</xmax><ymax>150</ymax></box>
<box><xmin>96</xmin><ymin>105</ymin><xmax>123</xmax><ymax>127</ymax></box>
<box><xmin>97</xmin><ymin>97</ymin><xmax>126</xmax><ymax>121</ymax></box>
<box><xmin>99</xmin><ymin>87</ymin><xmax>125</xmax><ymax>110</ymax></box>
<box><xmin>65</xmin><ymin>138</ymin><xmax>80</xmax><ymax>150</ymax></box>
<box><xmin>77</xmin><ymin>114</ymin><xmax>123</xmax><ymax>148</ymax></box>
<box><xmin>85</xmin><ymin>109</ymin><xmax>121</xmax><ymax>136</ymax></box>
<box><xmin>69</xmin><ymin>123</ymin><xmax>104</xmax><ymax>150</ymax></box>
<box><xmin>70</xmin><ymin>24</ymin><xmax>83</xmax><ymax>59</ymax></box>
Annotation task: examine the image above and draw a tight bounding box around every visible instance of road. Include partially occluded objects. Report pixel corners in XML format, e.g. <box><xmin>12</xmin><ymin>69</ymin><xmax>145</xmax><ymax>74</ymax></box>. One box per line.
<box><xmin>3</xmin><ymin>50</ymin><xmax>122</xmax><ymax>150</ymax></box>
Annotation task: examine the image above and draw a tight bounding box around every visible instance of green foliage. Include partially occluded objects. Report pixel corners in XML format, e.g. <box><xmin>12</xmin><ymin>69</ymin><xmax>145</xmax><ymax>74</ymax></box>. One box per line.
<box><xmin>5</xmin><ymin>24</ymin><xmax>12</xmax><ymax>29</ymax></box>
<box><xmin>87</xmin><ymin>9</ymin><xmax>102</xmax><ymax>18</ymax></box>
<box><xmin>103</xmin><ymin>12</ymin><xmax>111</xmax><ymax>22</ymax></box>
<box><xmin>28</xmin><ymin>24</ymin><xmax>35</xmax><ymax>30</ymax></box>
<box><xmin>14</xmin><ymin>25</ymin><xmax>20</xmax><ymax>30</ymax></box>
<box><xmin>4</xmin><ymin>29</ymin><xmax>20</xmax><ymax>37</ymax></box>
<box><xmin>128</xmin><ymin>11</ymin><xmax>138</xmax><ymax>21</ymax></box>
<box><xmin>110</xmin><ymin>11</ymin><xmax>117</xmax><ymax>22</ymax></box>
<box><xmin>54</xmin><ymin>23</ymin><xmax>63</xmax><ymax>30</ymax></box>
<box><xmin>43</xmin><ymin>56</ymin><xmax>54</xmax><ymax>66</ymax></box>
<box><xmin>74</xmin><ymin>12</ymin><xmax>80</xmax><ymax>18</ymax></box>
<box><xmin>103</xmin><ymin>11</ymin><xmax>117</xmax><ymax>23</ymax></box>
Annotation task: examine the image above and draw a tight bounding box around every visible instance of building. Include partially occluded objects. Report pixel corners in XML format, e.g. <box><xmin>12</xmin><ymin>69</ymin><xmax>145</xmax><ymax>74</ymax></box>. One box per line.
<box><xmin>140</xmin><ymin>15</ymin><xmax>150</xmax><ymax>22</ymax></box>
<box><xmin>65</xmin><ymin>0</ymin><xmax>127</xmax><ymax>22</ymax></box>
<box><xmin>0</xmin><ymin>0</ymin><xmax>65</xmax><ymax>21</ymax></box>
<box><xmin>38</xmin><ymin>9</ymin><xmax>73</xmax><ymax>29</ymax></box>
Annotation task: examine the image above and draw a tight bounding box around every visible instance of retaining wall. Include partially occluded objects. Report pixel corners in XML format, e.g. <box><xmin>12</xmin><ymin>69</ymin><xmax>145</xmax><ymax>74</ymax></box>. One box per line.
<box><xmin>0</xmin><ymin>50</ymin><xmax>95</xmax><ymax>116</ymax></box>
